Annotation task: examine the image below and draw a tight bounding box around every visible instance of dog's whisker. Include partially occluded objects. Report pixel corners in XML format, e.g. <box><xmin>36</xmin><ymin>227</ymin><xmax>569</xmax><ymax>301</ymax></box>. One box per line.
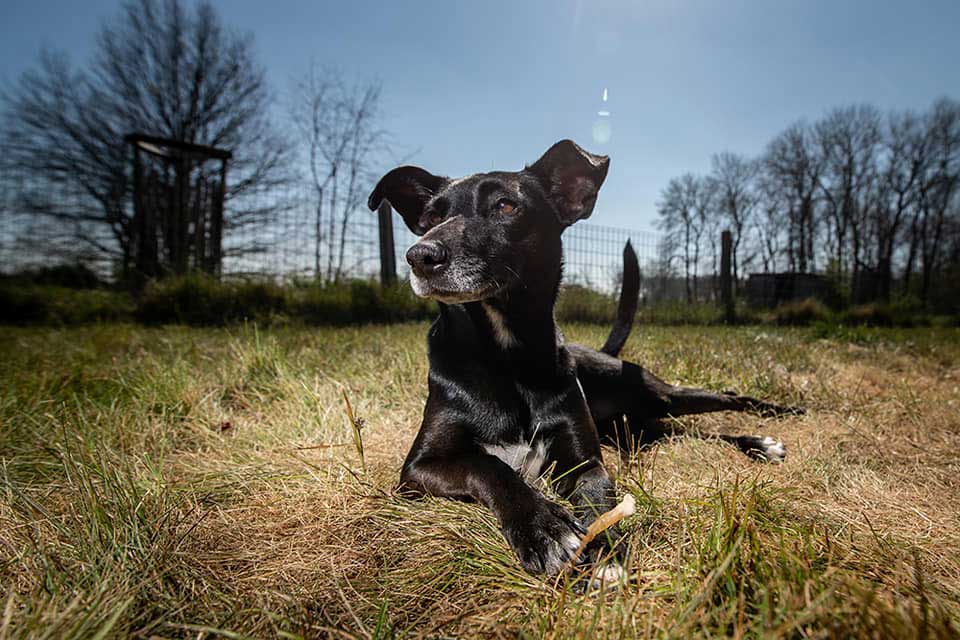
<box><xmin>503</xmin><ymin>265</ymin><xmax>527</xmax><ymax>290</ymax></box>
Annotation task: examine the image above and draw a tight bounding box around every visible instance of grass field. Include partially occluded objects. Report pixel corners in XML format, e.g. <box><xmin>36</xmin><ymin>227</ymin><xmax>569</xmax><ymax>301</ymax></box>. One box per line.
<box><xmin>1</xmin><ymin>322</ymin><xmax>959</xmax><ymax>638</ymax></box>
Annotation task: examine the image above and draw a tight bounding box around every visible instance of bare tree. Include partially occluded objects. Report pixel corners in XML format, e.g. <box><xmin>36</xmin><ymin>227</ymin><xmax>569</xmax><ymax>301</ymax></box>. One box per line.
<box><xmin>289</xmin><ymin>66</ymin><xmax>390</xmax><ymax>283</ymax></box>
<box><xmin>709</xmin><ymin>152</ymin><xmax>757</xmax><ymax>291</ymax></box>
<box><xmin>753</xmin><ymin>171</ymin><xmax>788</xmax><ymax>273</ymax></box>
<box><xmin>691</xmin><ymin>177</ymin><xmax>716</xmax><ymax>300</ymax></box>
<box><xmin>1</xmin><ymin>0</ymin><xmax>288</xmax><ymax>280</ymax></box>
<box><xmin>870</xmin><ymin>109</ymin><xmax>927</xmax><ymax>300</ymax></box>
<box><xmin>912</xmin><ymin>98</ymin><xmax>960</xmax><ymax>305</ymax></box>
<box><xmin>763</xmin><ymin>122</ymin><xmax>821</xmax><ymax>272</ymax></box>
<box><xmin>652</xmin><ymin>234</ymin><xmax>682</xmax><ymax>303</ymax></box>
<box><xmin>657</xmin><ymin>174</ymin><xmax>714</xmax><ymax>303</ymax></box>
<box><xmin>658</xmin><ymin>97</ymin><xmax>960</xmax><ymax>311</ymax></box>
<box><xmin>657</xmin><ymin>175</ymin><xmax>696</xmax><ymax>303</ymax></box>
<box><xmin>815</xmin><ymin>105</ymin><xmax>882</xmax><ymax>300</ymax></box>
<box><xmin>701</xmin><ymin>191</ymin><xmax>725</xmax><ymax>301</ymax></box>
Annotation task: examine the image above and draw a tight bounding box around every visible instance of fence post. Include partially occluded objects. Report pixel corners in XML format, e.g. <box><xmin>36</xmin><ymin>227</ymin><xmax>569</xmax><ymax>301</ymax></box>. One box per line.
<box><xmin>211</xmin><ymin>157</ymin><xmax>227</xmax><ymax>279</ymax></box>
<box><xmin>377</xmin><ymin>201</ymin><xmax>397</xmax><ymax>286</ymax></box>
<box><xmin>721</xmin><ymin>230</ymin><xmax>734</xmax><ymax>323</ymax></box>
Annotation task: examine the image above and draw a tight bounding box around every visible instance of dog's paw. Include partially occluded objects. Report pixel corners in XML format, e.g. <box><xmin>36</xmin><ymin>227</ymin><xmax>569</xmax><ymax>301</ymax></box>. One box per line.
<box><xmin>588</xmin><ymin>561</ymin><xmax>627</xmax><ymax>590</ymax></box>
<box><xmin>570</xmin><ymin>511</ymin><xmax>630</xmax><ymax>573</ymax></box>
<box><xmin>503</xmin><ymin>501</ymin><xmax>584</xmax><ymax>575</ymax></box>
<box><xmin>566</xmin><ymin>526</ymin><xmax>630</xmax><ymax>592</ymax></box>
<box><xmin>740</xmin><ymin>435</ymin><xmax>786</xmax><ymax>462</ymax></box>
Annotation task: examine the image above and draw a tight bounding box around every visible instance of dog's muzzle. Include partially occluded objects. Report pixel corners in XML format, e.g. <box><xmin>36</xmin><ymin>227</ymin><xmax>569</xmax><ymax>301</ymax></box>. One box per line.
<box><xmin>405</xmin><ymin>235</ymin><xmax>499</xmax><ymax>303</ymax></box>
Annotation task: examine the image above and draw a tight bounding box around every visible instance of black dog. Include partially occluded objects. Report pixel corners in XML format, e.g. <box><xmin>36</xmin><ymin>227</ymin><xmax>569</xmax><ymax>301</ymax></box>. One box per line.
<box><xmin>367</xmin><ymin>140</ymin><xmax>799</xmax><ymax>578</ymax></box>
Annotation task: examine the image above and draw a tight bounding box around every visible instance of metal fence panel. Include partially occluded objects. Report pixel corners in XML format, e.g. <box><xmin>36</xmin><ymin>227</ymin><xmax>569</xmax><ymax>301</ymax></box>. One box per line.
<box><xmin>0</xmin><ymin>175</ymin><xmax>663</xmax><ymax>295</ymax></box>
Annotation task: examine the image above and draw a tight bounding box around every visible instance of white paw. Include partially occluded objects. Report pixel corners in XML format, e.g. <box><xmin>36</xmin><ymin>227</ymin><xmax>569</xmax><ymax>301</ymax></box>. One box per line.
<box><xmin>588</xmin><ymin>562</ymin><xmax>626</xmax><ymax>589</ymax></box>
<box><xmin>759</xmin><ymin>436</ymin><xmax>786</xmax><ymax>462</ymax></box>
<box><xmin>542</xmin><ymin>532</ymin><xmax>582</xmax><ymax>575</ymax></box>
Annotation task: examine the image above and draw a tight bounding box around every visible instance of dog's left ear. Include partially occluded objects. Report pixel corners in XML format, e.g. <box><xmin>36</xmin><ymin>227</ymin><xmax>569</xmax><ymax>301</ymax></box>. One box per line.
<box><xmin>528</xmin><ymin>139</ymin><xmax>610</xmax><ymax>226</ymax></box>
<box><xmin>368</xmin><ymin>166</ymin><xmax>449</xmax><ymax>235</ymax></box>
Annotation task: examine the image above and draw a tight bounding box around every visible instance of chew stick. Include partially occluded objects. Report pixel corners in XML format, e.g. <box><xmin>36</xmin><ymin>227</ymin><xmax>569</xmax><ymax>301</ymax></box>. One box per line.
<box><xmin>571</xmin><ymin>493</ymin><xmax>636</xmax><ymax>563</ymax></box>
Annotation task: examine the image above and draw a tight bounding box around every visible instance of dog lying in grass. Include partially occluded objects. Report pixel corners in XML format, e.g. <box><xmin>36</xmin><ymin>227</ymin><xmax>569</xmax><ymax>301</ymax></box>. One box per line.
<box><xmin>368</xmin><ymin>139</ymin><xmax>801</xmax><ymax>579</ymax></box>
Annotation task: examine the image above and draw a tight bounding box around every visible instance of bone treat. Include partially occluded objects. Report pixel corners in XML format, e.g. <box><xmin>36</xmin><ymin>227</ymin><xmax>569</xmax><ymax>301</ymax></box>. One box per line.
<box><xmin>572</xmin><ymin>493</ymin><xmax>636</xmax><ymax>561</ymax></box>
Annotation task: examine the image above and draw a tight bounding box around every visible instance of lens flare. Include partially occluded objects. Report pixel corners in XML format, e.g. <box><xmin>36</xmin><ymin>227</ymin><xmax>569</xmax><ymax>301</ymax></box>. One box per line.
<box><xmin>592</xmin><ymin>118</ymin><xmax>612</xmax><ymax>144</ymax></box>
<box><xmin>592</xmin><ymin>87</ymin><xmax>611</xmax><ymax>143</ymax></box>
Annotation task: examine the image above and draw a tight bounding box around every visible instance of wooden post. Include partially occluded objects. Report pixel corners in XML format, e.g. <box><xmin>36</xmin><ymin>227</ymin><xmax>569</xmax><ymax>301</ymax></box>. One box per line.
<box><xmin>377</xmin><ymin>201</ymin><xmax>397</xmax><ymax>286</ymax></box>
<box><xmin>131</xmin><ymin>142</ymin><xmax>143</xmax><ymax>284</ymax></box>
<box><xmin>131</xmin><ymin>143</ymin><xmax>155</xmax><ymax>287</ymax></box>
<box><xmin>210</xmin><ymin>158</ymin><xmax>227</xmax><ymax>279</ymax></box>
<box><xmin>721</xmin><ymin>230</ymin><xmax>735</xmax><ymax>323</ymax></box>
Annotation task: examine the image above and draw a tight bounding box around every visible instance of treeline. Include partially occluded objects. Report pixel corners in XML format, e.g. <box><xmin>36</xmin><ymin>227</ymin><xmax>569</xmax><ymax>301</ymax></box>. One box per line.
<box><xmin>657</xmin><ymin>98</ymin><xmax>960</xmax><ymax>311</ymax></box>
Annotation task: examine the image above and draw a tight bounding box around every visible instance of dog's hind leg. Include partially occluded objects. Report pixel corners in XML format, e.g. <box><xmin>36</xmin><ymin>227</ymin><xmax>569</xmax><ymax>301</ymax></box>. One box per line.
<box><xmin>571</xmin><ymin>344</ymin><xmax>803</xmax><ymax>422</ymax></box>
<box><xmin>628</xmin><ymin>417</ymin><xmax>787</xmax><ymax>461</ymax></box>
<box><xmin>570</xmin><ymin>344</ymin><xmax>800</xmax><ymax>461</ymax></box>
<box><xmin>656</xmin><ymin>385</ymin><xmax>804</xmax><ymax>419</ymax></box>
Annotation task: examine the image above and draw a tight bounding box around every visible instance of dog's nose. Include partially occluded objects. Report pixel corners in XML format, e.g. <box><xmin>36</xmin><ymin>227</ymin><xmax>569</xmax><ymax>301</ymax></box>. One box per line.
<box><xmin>406</xmin><ymin>241</ymin><xmax>448</xmax><ymax>276</ymax></box>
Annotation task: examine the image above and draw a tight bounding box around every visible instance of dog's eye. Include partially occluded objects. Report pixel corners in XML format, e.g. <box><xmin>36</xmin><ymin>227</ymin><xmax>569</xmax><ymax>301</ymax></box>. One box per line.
<box><xmin>427</xmin><ymin>211</ymin><xmax>445</xmax><ymax>227</ymax></box>
<box><xmin>496</xmin><ymin>199</ymin><xmax>518</xmax><ymax>215</ymax></box>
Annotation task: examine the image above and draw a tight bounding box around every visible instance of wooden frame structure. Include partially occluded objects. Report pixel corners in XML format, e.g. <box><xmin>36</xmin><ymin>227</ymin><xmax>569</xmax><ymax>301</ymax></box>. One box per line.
<box><xmin>126</xmin><ymin>133</ymin><xmax>232</xmax><ymax>283</ymax></box>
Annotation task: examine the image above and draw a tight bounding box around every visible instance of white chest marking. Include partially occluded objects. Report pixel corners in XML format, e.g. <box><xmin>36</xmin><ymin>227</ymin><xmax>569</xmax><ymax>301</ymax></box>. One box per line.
<box><xmin>483</xmin><ymin>439</ymin><xmax>549</xmax><ymax>484</ymax></box>
<box><xmin>482</xmin><ymin>303</ymin><xmax>519</xmax><ymax>349</ymax></box>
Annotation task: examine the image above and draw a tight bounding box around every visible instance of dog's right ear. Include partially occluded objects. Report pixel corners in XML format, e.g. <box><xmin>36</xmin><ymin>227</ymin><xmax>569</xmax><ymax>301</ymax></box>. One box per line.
<box><xmin>367</xmin><ymin>166</ymin><xmax>448</xmax><ymax>235</ymax></box>
<box><xmin>527</xmin><ymin>139</ymin><xmax>609</xmax><ymax>227</ymax></box>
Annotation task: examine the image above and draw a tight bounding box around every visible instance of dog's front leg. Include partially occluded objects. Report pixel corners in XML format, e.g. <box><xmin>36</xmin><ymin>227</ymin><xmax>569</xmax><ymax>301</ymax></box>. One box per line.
<box><xmin>554</xmin><ymin>455</ymin><xmax>630</xmax><ymax>584</ymax></box>
<box><xmin>547</xmin><ymin>428</ymin><xmax>628</xmax><ymax>570</ymax></box>
<box><xmin>561</xmin><ymin>463</ymin><xmax>617</xmax><ymax>527</ymax></box>
<box><xmin>556</xmin><ymin>459</ymin><xmax>622</xmax><ymax>544</ymax></box>
<box><xmin>400</xmin><ymin>452</ymin><xmax>584</xmax><ymax>575</ymax></box>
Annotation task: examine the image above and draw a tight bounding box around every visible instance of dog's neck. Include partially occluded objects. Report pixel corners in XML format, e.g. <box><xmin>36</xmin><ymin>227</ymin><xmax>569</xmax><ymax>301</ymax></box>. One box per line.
<box><xmin>472</xmin><ymin>300</ymin><xmax>555</xmax><ymax>353</ymax></box>
<box><xmin>429</xmin><ymin>239</ymin><xmax>567</xmax><ymax>376</ymax></box>
<box><xmin>458</xmin><ymin>271</ymin><xmax>563</xmax><ymax>367</ymax></box>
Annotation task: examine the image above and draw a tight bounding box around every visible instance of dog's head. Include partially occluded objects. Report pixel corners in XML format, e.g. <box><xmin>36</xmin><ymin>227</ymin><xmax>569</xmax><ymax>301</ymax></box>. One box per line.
<box><xmin>367</xmin><ymin>140</ymin><xmax>609</xmax><ymax>303</ymax></box>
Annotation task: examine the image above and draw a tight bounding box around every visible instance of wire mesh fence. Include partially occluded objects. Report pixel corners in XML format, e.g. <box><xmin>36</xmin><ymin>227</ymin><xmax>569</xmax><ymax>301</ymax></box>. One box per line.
<box><xmin>0</xmin><ymin>163</ymin><xmax>116</xmax><ymax>275</ymax></box>
<box><xmin>219</xmin><ymin>185</ymin><xmax>662</xmax><ymax>294</ymax></box>
<box><xmin>563</xmin><ymin>223</ymin><xmax>661</xmax><ymax>294</ymax></box>
<box><xmin>0</xmin><ymin>168</ymin><xmax>663</xmax><ymax>296</ymax></box>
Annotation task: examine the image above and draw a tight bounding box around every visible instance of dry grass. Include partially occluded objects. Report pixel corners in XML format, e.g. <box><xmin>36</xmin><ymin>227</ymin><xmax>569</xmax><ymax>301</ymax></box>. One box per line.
<box><xmin>1</xmin><ymin>322</ymin><xmax>958</xmax><ymax>638</ymax></box>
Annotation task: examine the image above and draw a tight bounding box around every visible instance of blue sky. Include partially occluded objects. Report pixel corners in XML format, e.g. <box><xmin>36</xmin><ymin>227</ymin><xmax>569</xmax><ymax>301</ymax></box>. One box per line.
<box><xmin>2</xmin><ymin>0</ymin><xmax>958</xmax><ymax>231</ymax></box>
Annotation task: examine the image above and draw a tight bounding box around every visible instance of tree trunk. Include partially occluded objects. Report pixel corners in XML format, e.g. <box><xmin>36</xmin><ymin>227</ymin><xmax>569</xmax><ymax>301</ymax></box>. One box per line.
<box><xmin>314</xmin><ymin>186</ymin><xmax>323</xmax><ymax>279</ymax></box>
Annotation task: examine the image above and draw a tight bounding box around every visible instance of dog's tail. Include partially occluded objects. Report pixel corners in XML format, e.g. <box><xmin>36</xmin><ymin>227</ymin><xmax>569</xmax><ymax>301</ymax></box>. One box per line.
<box><xmin>601</xmin><ymin>240</ymin><xmax>640</xmax><ymax>357</ymax></box>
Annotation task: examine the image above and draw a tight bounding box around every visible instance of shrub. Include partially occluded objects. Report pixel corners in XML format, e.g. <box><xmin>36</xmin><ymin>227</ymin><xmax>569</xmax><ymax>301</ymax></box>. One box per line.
<box><xmin>841</xmin><ymin>303</ymin><xmax>896</xmax><ymax>327</ymax></box>
<box><xmin>0</xmin><ymin>284</ymin><xmax>50</xmax><ymax>324</ymax></box>
<box><xmin>771</xmin><ymin>298</ymin><xmax>830</xmax><ymax>326</ymax></box>
<box><xmin>0</xmin><ymin>262</ymin><xmax>107</xmax><ymax>289</ymax></box>
<box><xmin>555</xmin><ymin>285</ymin><xmax>617</xmax><ymax>324</ymax></box>
<box><xmin>290</xmin><ymin>280</ymin><xmax>435</xmax><ymax>325</ymax></box>
<box><xmin>840</xmin><ymin>301</ymin><xmax>931</xmax><ymax>328</ymax></box>
<box><xmin>235</xmin><ymin>280</ymin><xmax>289</xmax><ymax>318</ymax></box>
<box><xmin>2</xmin><ymin>275</ymin><xmax>437</xmax><ymax>327</ymax></box>
<box><xmin>136</xmin><ymin>275</ymin><xmax>287</xmax><ymax>325</ymax></box>
<box><xmin>638</xmin><ymin>300</ymin><xmax>726</xmax><ymax>325</ymax></box>
<box><xmin>376</xmin><ymin>281</ymin><xmax>437</xmax><ymax>322</ymax></box>
<box><xmin>0</xmin><ymin>284</ymin><xmax>134</xmax><ymax>325</ymax></box>
<box><xmin>809</xmin><ymin>321</ymin><xmax>879</xmax><ymax>344</ymax></box>
<box><xmin>556</xmin><ymin>287</ymin><xmax>732</xmax><ymax>326</ymax></box>
<box><xmin>292</xmin><ymin>281</ymin><xmax>354</xmax><ymax>325</ymax></box>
